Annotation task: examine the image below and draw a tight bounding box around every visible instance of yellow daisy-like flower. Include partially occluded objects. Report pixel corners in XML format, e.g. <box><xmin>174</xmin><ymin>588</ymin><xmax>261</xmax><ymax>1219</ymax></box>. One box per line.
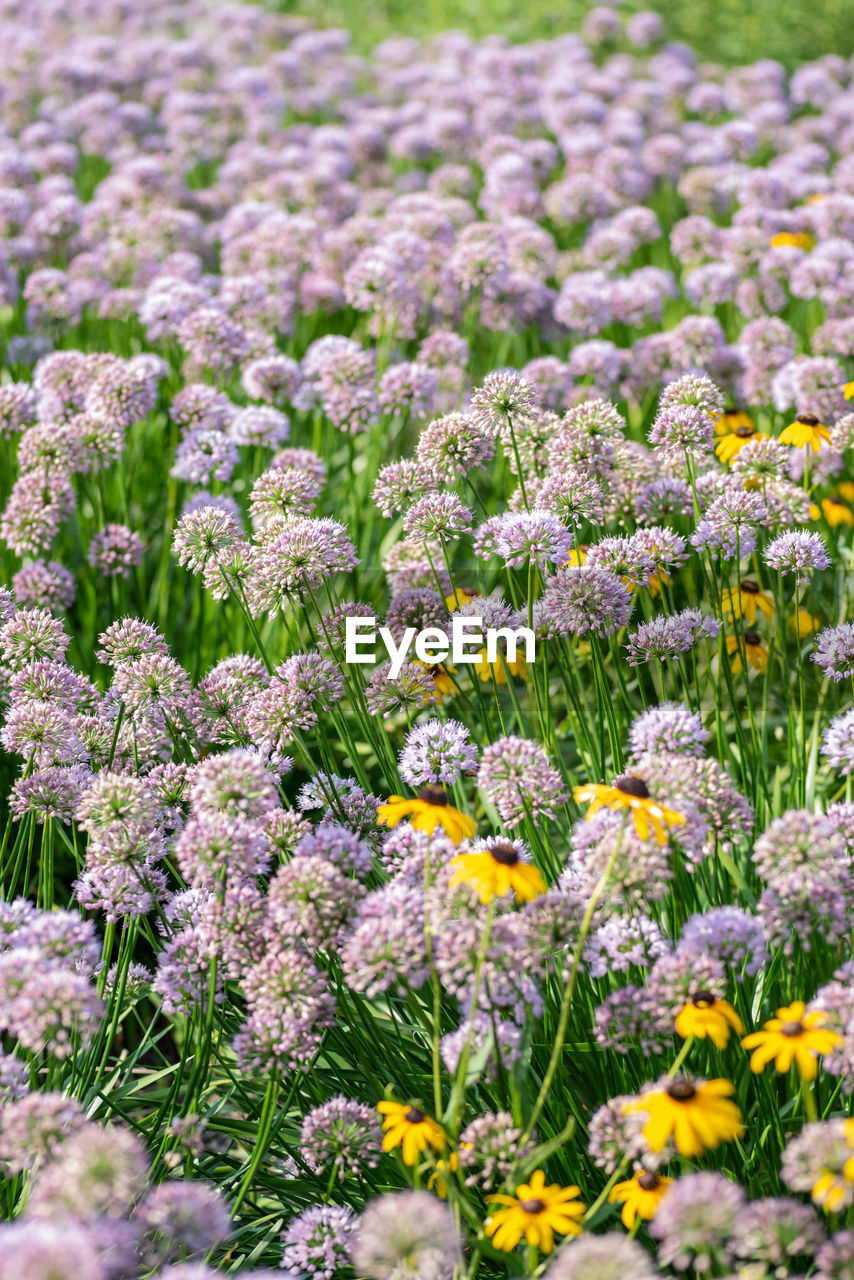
<box><xmin>485</xmin><ymin>1170</ymin><xmax>585</xmax><ymax>1255</ymax></box>
<box><xmin>675</xmin><ymin>990</ymin><xmax>744</xmax><ymax>1049</ymax></box>
<box><xmin>624</xmin><ymin>1077</ymin><xmax>744</xmax><ymax>1158</ymax></box>
<box><xmin>448</xmin><ymin>839</ymin><xmax>546</xmax><ymax>904</ymax></box>
<box><xmin>609</xmin><ymin>1170</ymin><xmax>673</xmax><ymax>1228</ymax></box>
<box><xmin>377</xmin><ymin>1101</ymin><xmax>447</xmax><ymax>1166</ymax></box>
<box><xmin>741</xmin><ymin>1001</ymin><xmax>843</xmax><ymax>1081</ymax></box>
<box><xmin>792</xmin><ymin>608</ymin><xmax>821</xmax><ymax>637</ymax></box>
<box><xmin>843</xmin><ymin>381</ymin><xmax>854</xmax><ymax>401</ymax></box>
<box><xmin>769</xmin><ymin>230</ymin><xmax>814</xmax><ymax>250</ymax></box>
<box><xmin>713</xmin><ymin>408</ymin><xmax>754</xmax><ymax>438</ymax></box>
<box><xmin>812</xmin><ymin>1121</ymin><xmax>854</xmax><ymax>1212</ymax></box>
<box><xmin>715</xmin><ymin>420</ymin><xmax>766</xmax><ymax>464</ymax></box>
<box><xmin>647</xmin><ymin>570</ymin><xmax>671</xmax><ymax>599</ymax></box>
<box><xmin>726</xmin><ymin>630</ymin><xmax>768</xmax><ymax>674</ymax></box>
<box><xmin>810</xmin><ymin>495</ymin><xmax>854</xmax><ymax>527</ymax></box>
<box><xmin>721</xmin><ymin>579</ymin><xmax>774</xmax><ymax>626</ymax></box>
<box><xmin>376</xmin><ymin>787</ymin><xmax>475</xmax><ymax>845</ymax></box>
<box><xmin>561</xmin><ymin>546</ymin><xmax>588</xmax><ymax>569</ymax></box>
<box><xmin>779</xmin><ymin>413</ymin><xmax>831</xmax><ymax>453</ymax></box>
<box><xmin>445</xmin><ymin>589</ymin><xmax>475</xmax><ymax>610</ymax></box>
<box><xmin>428</xmin><ymin>1150</ymin><xmax>459</xmax><ymax>1199</ymax></box>
<box><xmin>573</xmin><ymin>774</ymin><xmax>685</xmax><ymax>846</ymax></box>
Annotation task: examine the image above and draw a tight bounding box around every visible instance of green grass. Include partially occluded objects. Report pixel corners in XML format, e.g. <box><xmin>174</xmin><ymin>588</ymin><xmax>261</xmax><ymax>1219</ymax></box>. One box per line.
<box><xmin>272</xmin><ymin>0</ymin><xmax>852</xmax><ymax>68</ymax></box>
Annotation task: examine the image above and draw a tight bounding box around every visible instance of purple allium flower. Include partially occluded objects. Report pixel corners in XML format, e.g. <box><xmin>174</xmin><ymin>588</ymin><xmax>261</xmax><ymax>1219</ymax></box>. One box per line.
<box><xmin>678</xmin><ymin>906</ymin><xmax>766</xmax><ymax>977</ymax></box>
<box><xmin>629</xmin><ymin>702</ymin><xmax>708</xmax><ymax>759</ymax></box>
<box><xmin>26</xmin><ymin>1122</ymin><xmax>148</xmax><ymax>1219</ymax></box>
<box><xmin>281</xmin><ymin>1205</ymin><xmax>359</xmax><ymax>1280</ymax></box>
<box><xmin>594</xmin><ymin>985</ymin><xmax>667</xmax><ymax>1057</ymax></box>
<box><xmin>477</xmin><ymin>735</ymin><xmax>567</xmax><ymax>828</ymax></box>
<box><xmin>586</xmin><ymin>913</ymin><xmax>668</xmax><ymax>978</ymax></box>
<box><xmin>372</xmin><ymin>460</ymin><xmax>437</xmax><ymax>517</ymax></box>
<box><xmin>816</xmin><ymin>1230</ymin><xmax>854</xmax><ymax>1279</ymax></box>
<box><xmin>477</xmin><ymin>509</ymin><xmax>575</xmax><ymax>569</ymax></box>
<box><xmin>267</xmin><ymin>855</ymin><xmax>363</xmax><ymax>949</ymax></box>
<box><xmin>11</xmin><ymin>559</ymin><xmax>75</xmax><ymax>613</ymax></box>
<box><xmin>365</xmin><ymin>662</ymin><xmax>438</xmax><ymax>717</ymax></box>
<box><xmin>470</xmin><ymin>371</ymin><xmax>537</xmax><ymax>436</ymax></box>
<box><xmin>187</xmin><ymin>748</ymin><xmax>278</xmax><ymax>820</ymax></box>
<box><xmin>585</xmin><ymin>534</ymin><xmax>656</xmax><ymax>586</ymax></box>
<box><xmin>537</xmin><ymin>468</ymin><xmax>605</xmax><ymax>527</ymax></box>
<box><xmin>564</xmin><ymin>807</ymin><xmax>674</xmax><ymax>912</ymax></box>
<box><xmin>823</xmin><ymin>710</ymin><xmax>854</xmax><ymax>776</ymax></box>
<box><xmin>416</xmin><ymin>412</ymin><xmax>496</xmax><ymax>482</ymax></box>
<box><xmin>171</xmin><ymin>429</ymin><xmax>239</xmax><ymax>486</ymax></box>
<box><xmin>539</xmin><ymin>566</ymin><xmax>632</xmax><ymax>637</ymax></box>
<box><xmin>731</xmin><ymin>1196</ymin><xmax>824</xmax><ymax>1270</ymax></box>
<box><xmin>764</xmin><ymin>530</ymin><xmax>831</xmax><ymax>583</ymax></box>
<box><xmin>0</xmin><ymin>1220</ymin><xmax>102</xmax><ymax>1280</ymax></box>
<box><xmin>299</xmin><ymin>1096</ymin><xmax>383</xmax><ymax>1182</ymax></box>
<box><xmin>137</xmin><ymin>1181</ymin><xmax>231</xmax><ymax>1266</ymax></box>
<box><xmin>175</xmin><ymin>813</ymin><xmax>271</xmax><ymax>886</ymax></box>
<box><xmin>650</xmin><ymin>1172</ymin><xmax>744</xmax><ymax>1272</ymax></box>
<box><xmin>0</xmin><ymin>948</ymin><xmax>103</xmax><ymax>1058</ymax></box>
<box><xmin>378</xmin><ymin>360</ymin><xmax>438</xmax><ymax>417</ymax></box>
<box><xmin>625</xmin><ymin>608</ymin><xmax>720</xmax><ymax>665</ymax></box>
<box><xmin>234</xmin><ymin>944</ymin><xmax>335</xmax><ymax>1074</ymax></box>
<box><xmin>229</xmin><ymin>404</ymin><xmax>290</xmax><ymax>449</ymax></box>
<box><xmin>0</xmin><ymin>606</ymin><xmax>68</xmax><ymax>669</ymax></box>
<box><xmin>647</xmin><ymin>948</ymin><xmax>726</xmax><ymax>1027</ymax></box>
<box><xmin>398</xmin><ymin>718</ymin><xmax>478</xmax><ymax>787</ymax></box>
<box><xmin>241</xmin><ymin>354</ymin><xmax>302</xmax><ymax>405</ymax></box>
<box><xmin>692</xmin><ymin>488</ymin><xmax>767</xmax><ymax>560</ymax></box>
<box><xmin>251</xmin><ymin>516</ymin><xmax>358</xmax><ymax>609</ymax></box>
<box><xmin>0</xmin><ymin>1091</ymin><xmax>87</xmax><ymax>1172</ymax></box>
<box><xmin>341</xmin><ymin>884</ymin><xmax>430</xmax><ymax>997</ymax></box>
<box><xmin>543</xmin><ymin>1234</ymin><xmax>660</xmax><ymax>1280</ymax></box>
<box><xmin>812</xmin><ymin>623</ymin><xmax>854</xmax><ymax>681</ymax></box>
<box><xmin>457</xmin><ymin>1111</ymin><xmax>536</xmax><ymax>1191</ymax></box>
<box><xmin>96</xmin><ymin>617</ymin><xmax>168</xmax><ymax>667</ymax></box>
<box><xmin>350</xmin><ymin>1191</ymin><xmax>460</xmax><ymax>1280</ymax></box>
<box><xmin>87</xmin><ymin>524</ymin><xmax>144</xmax><ymax>578</ymax></box>
<box><xmin>403</xmin><ymin>492</ymin><xmax>472</xmax><ymax>542</ymax></box>
<box><xmin>249</xmin><ymin>466</ymin><xmax>321</xmax><ymax>531</ymax></box>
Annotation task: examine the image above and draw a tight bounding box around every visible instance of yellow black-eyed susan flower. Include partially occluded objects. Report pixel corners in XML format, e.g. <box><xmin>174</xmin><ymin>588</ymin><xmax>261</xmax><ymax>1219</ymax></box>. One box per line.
<box><xmin>377</xmin><ymin>1100</ymin><xmax>446</xmax><ymax>1166</ymax></box>
<box><xmin>448</xmin><ymin>838</ymin><xmax>546</xmax><ymax>904</ymax></box>
<box><xmin>721</xmin><ymin>579</ymin><xmax>774</xmax><ymax>626</ymax></box>
<box><xmin>675</xmin><ymin>990</ymin><xmax>744</xmax><ymax>1049</ymax></box>
<box><xmin>624</xmin><ymin>1077</ymin><xmax>744</xmax><ymax>1158</ymax></box>
<box><xmin>609</xmin><ymin>1169</ymin><xmax>673</xmax><ymax>1228</ymax></box>
<box><xmin>742</xmin><ymin>1001</ymin><xmax>843</xmax><ymax>1080</ymax></box>
<box><xmin>485</xmin><ymin>1170</ymin><xmax>584</xmax><ymax>1254</ymax></box>
<box><xmin>779</xmin><ymin>413</ymin><xmax>831</xmax><ymax>453</ymax></box>
<box><xmin>573</xmin><ymin>774</ymin><xmax>685</xmax><ymax>846</ymax></box>
<box><xmin>726</xmin><ymin>630</ymin><xmax>768</xmax><ymax>674</ymax></box>
<box><xmin>376</xmin><ymin>787</ymin><xmax>475</xmax><ymax>844</ymax></box>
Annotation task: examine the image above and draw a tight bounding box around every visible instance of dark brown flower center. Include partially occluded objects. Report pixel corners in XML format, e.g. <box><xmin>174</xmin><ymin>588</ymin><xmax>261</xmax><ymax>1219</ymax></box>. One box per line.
<box><xmin>741</xmin><ymin>579</ymin><xmax>759</xmax><ymax>594</ymax></box>
<box><xmin>519</xmin><ymin>1198</ymin><xmax>545</xmax><ymax>1215</ymax></box>
<box><xmin>489</xmin><ymin>842</ymin><xmax>520</xmax><ymax>866</ymax></box>
<box><xmin>797</xmin><ymin>413</ymin><xmax>820</xmax><ymax>426</ymax></box>
<box><xmin>614</xmin><ymin>774</ymin><xmax>650</xmax><ymax>799</ymax></box>
<box><xmin>418</xmin><ymin>786</ymin><xmax>447</xmax><ymax>807</ymax></box>
<box><xmin>780</xmin><ymin>1020</ymin><xmax>804</xmax><ymax>1037</ymax></box>
<box><xmin>828</xmin><ymin>496</ymin><xmax>847</xmax><ymax>506</ymax></box>
<box><xmin>405</xmin><ymin>1106</ymin><xmax>426</xmax><ymax>1124</ymax></box>
<box><xmin>692</xmin><ymin>990</ymin><xmax>716</xmax><ymax>1008</ymax></box>
<box><xmin>744</xmin><ymin>630</ymin><xmax>761</xmax><ymax>646</ymax></box>
<box><xmin>734</xmin><ymin>425</ymin><xmax>754</xmax><ymax>438</ymax></box>
<box><xmin>637</xmin><ymin>1171</ymin><xmax>661</xmax><ymax>1191</ymax></box>
<box><xmin>666</xmin><ymin>1079</ymin><xmax>696</xmax><ymax>1102</ymax></box>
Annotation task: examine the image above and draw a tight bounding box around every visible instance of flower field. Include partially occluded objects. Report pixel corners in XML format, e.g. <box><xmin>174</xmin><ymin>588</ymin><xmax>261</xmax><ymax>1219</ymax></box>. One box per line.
<box><xmin>5</xmin><ymin>1</ymin><xmax>854</xmax><ymax>1277</ymax></box>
